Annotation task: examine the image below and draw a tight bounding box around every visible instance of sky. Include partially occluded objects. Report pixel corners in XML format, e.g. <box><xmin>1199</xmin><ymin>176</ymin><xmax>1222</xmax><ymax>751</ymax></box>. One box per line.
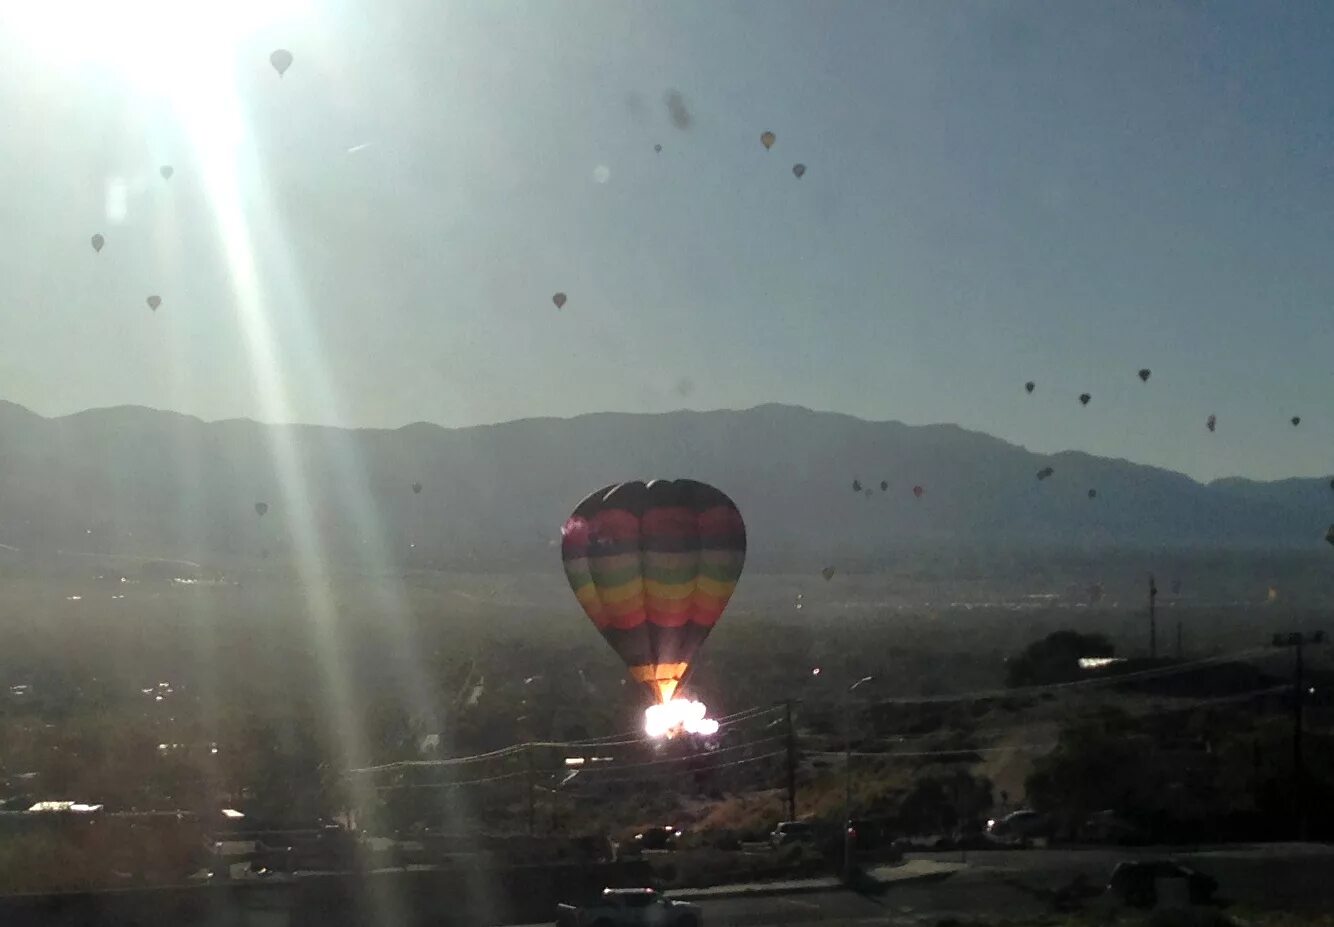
<box><xmin>1</xmin><ymin>1</ymin><xmax>1332</xmax><ymax>482</ymax></box>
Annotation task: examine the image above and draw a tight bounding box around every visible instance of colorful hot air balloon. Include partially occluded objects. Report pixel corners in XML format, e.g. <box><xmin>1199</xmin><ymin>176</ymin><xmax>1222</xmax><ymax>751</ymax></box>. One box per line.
<box><xmin>91</xmin><ymin>234</ymin><xmax>104</xmax><ymax>253</ymax></box>
<box><xmin>254</xmin><ymin>502</ymin><xmax>269</xmax><ymax>518</ymax></box>
<box><xmin>146</xmin><ymin>295</ymin><xmax>161</xmax><ymax>311</ymax></box>
<box><xmin>1079</xmin><ymin>393</ymin><xmax>1091</xmax><ymax>406</ymax></box>
<box><xmin>760</xmin><ymin>131</ymin><xmax>776</xmax><ymax>150</ymax></box>
<box><xmin>270</xmin><ymin>49</ymin><xmax>293</xmax><ymax>77</ymax></box>
<box><xmin>553</xmin><ymin>292</ymin><xmax>567</xmax><ymax>310</ymax></box>
<box><xmin>792</xmin><ymin>163</ymin><xmax>806</xmax><ymax>178</ymax></box>
<box><xmin>1291</xmin><ymin>416</ymin><xmax>1301</xmax><ymax>427</ymax></box>
<box><xmin>821</xmin><ymin>566</ymin><xmax>836</xmax><ymax>581</ymax></box>
<box><xmin>1207</xmin><ymin>414</ymin><xmax>1217</xmax><ymax>433</ymax></box>
<box><xmin>412</xmin><ymin>482</ymin><xmax>422</xmax><ymax>495</ymax></box>
<box><xmin>912</xmin><ymin>485</ymin><xmax>924</xmax><ymax>498</ymax></box>
<box><xmin>1138</xmin><ymin>369</ymin><xmax>1151</xmax><ymax>382</ymax></box>
<box><xmin>560</xmin><ymin>479</ymin><xmax>745</xmax><ymax>705</ymax></box>
<box><xmin>1025</xmin><ymin>381</ymin><xmax>1035</xmax><ymax>394</ymax></box>
<box><xmin>160</xmin><ymin>165</ymin><xmax>174</xmax><ymax>180</ymax></box>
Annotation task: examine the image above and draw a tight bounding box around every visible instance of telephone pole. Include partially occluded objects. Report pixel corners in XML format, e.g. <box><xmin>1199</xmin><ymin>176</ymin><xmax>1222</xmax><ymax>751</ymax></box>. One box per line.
<box><xmin>1272</xmin><ymin>631</ymin><xmax>1325</xmax><ymax>841</ymax></box>
<box><xmin>783</xmin><ymin>700</ymin><xmax>797</xmax><ymax>821</ymax></box>
<box><xmin>1148</xmin><ymin>574</ymin><xmax>1158</xmax><ymax>658</ymax></box>
<box><xmin>525</xmin><ymin>744</ymin><xmax>536</xmax><ymax>836</ymax></box>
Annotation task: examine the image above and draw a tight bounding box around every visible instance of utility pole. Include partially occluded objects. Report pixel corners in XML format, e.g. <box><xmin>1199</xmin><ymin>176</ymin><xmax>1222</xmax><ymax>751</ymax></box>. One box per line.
<box><xmin>1148</xmin><ymin>574</ymin><xmax>1158</xmax><ymax>658</ymax></box>
<box><xmin>1272</xmin><ymin>631</ymin><xmax>1325</xmax><ymax>841</ymax></box>
<box><xmin>525</xmin><ymin>744</ymin><xmax>536</xmax><ymax>836</ymax></box>
<box><xmin>783</xmin><ymin>700</ymin><xmax>797</xmax><ymax>821</ymax></box>
<box><xmin>843</xmin><ymin>675</ymin><xmax>873</xmax><ymax>882</ymax></box>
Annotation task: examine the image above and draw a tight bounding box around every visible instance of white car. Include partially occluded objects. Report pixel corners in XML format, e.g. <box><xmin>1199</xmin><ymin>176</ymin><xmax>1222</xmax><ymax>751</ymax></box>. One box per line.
<box><xmin>557</xmin><ymin>888</ymin><xmax>701</xmax><ymax>927</ymax></box>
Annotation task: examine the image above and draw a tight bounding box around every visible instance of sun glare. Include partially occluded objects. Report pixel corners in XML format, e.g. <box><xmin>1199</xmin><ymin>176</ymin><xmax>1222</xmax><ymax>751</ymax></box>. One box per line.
<box><xmin>2</xmin><ymin>0</ymin><xmax>307</xmax><ymax>94</ymax></box>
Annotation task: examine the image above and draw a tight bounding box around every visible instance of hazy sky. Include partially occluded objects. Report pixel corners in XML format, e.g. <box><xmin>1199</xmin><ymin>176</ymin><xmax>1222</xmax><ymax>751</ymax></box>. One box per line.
<box><xmin>1</xmin><ymin>1</ymin><xmax>1332</xmax><ymax>482</ymax></box>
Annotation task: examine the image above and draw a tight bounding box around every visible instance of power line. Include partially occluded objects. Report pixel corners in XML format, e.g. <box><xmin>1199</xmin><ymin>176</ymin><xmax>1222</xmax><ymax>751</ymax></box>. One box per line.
<box><xmin>862</xmin><ymin>647</ymin><xmax>1279</xmax><ymax>708</ymax></box>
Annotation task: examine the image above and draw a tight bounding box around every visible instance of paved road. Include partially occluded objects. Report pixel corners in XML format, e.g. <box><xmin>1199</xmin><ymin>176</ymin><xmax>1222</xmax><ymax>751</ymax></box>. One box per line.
<box><xmin>694</xmin><ymin>845</ymin><xmax>1334</xmax><ymax>926</ymax></box>
<box><xmin>697</xmin><ymin>872</ymin><xmax>1043</xmax><ymax>927</ymax></box>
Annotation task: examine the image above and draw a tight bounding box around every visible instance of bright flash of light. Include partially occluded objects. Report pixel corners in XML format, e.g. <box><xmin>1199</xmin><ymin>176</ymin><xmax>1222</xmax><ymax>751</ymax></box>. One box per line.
<box><xmin>644</xmin><ymin>699</ymin><xmax>719</xmax><ymax>739</ymax></box>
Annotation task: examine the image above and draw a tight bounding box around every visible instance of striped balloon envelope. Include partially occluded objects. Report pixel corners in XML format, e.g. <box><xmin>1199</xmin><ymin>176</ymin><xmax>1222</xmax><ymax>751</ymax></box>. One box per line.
<box><xmin>560</xmin><ymin>480</ymin><xmax>746</xmax><ymax>704</ymax></box>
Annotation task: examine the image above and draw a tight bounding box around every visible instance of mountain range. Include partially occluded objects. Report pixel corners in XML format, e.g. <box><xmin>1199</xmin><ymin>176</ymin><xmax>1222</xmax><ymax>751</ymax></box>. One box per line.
<box><xmin>1</xmin><ymin>400</ymin><xmax>1331</xmax><ymax>572</ymax></box>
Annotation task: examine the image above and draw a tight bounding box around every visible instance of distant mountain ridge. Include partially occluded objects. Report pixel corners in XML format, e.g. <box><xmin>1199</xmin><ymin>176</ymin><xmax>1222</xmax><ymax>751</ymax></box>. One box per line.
<box><xmin>0</xmin><ymin>399</ymin><xmax>1331</xmax><ymax>570</ymax></box>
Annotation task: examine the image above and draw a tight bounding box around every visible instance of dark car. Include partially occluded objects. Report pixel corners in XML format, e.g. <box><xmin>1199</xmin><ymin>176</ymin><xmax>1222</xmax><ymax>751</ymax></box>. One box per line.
<box><xmin>769</xmin><ymin>821</ymin><xmax>814</xmax><ymax>847</ymax></box>
<box><xmin>1108</xmin><ymin>860</ymin><xmax>1217</xmax><ymax>908</ymax></box>
<box><xmin>633</xmin><ymin>825</ymin><xmax>681</xmax><ymax>851</ymax></box>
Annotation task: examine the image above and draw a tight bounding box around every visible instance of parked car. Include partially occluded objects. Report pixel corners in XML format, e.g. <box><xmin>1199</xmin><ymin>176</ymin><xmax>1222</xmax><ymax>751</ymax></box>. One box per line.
<box><xmin>986</xmin><ymin>809</ymin><xmax>1049</xmax><ymax>843</ymax></box>
<box><xmin>557</xmin><ymin>888</ymin><xmax>700</xmax><ymax>927</ymax></box>
<box><xmin>632</xmin><ymin>825</ymin><xmax>681</xmax><ymax>851</ymax></box>
<box><xmin>769</xmin><ymin>821</ymin><xmax>814</xmax><ymax>847</ymax></box>
<box><xmin>1107</xmin><ymin>860</ymin><xmax>1217</xmax><ymax>908</ymax></box>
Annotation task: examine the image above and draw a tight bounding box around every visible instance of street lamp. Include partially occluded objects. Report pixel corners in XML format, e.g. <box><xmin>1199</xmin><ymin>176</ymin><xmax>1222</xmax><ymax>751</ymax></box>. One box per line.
<box><xmin>843</xmin><ymin>675</ymin><xmax>873</xmax><ymax>881</ymax></box>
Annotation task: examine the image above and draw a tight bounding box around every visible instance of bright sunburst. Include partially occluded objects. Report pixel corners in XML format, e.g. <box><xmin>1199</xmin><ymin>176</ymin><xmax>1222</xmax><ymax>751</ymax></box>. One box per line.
<box><xmin>2</xmin><ymin>0</ymin><xmax>307</xmax><ymax>92</ymax></box>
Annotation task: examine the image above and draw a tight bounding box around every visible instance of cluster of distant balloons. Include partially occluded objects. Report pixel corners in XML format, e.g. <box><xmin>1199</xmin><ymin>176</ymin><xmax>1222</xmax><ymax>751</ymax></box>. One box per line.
<box><xmin>87</xmin><ymin>51</ymin><xmax>295</xmax><ymax>312</ymax></box>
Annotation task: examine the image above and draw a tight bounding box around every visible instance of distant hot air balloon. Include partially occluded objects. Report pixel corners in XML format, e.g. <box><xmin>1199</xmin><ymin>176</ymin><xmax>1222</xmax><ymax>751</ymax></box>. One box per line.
<box><xmin>1088</xmin><ymin>488</ymin><xmax>1097</xmax><ymax>499</ymax></box>
<box><xmin>1037</xmin><ymin>467</ymin><xmax>1054</xmax><ymax>481</ymax></box>
<box><xmin>879</xmin><ymin>480</ymin><xmax>888</xmax><ymax>492</ymax></box>
<box><xmin>160</xmin><ymin>165</ymin><xmax>174</xmax><ymax>180</ymax></box>
<box><xmin>1025</xmin><ymin>381</ymin><xmax>1035</xmax><ymax>394</ymax></box>
<box><xmin>821</xmin><ymin>566</ymin><xmax>836</xmax><ymax>581</ymax></box>
<box><xmin>270</xmin><ymin>49</ymin><xmax>293</xmax><ymax>77</ymax></box>
<box><xmin>760</xmin><ymin>131</ymin><xmax>776</xmax><ymax>150</ymax></box>
<box><xmin>255</xmin><ymin>502</ymin><xmax>269</xmax><ymax>518</ymax></box>
<box><xmin>1079</xmin><ymin>393</ymin><xmax>1091</xmax><ymax>406</ymax></box>
<box><xmin>1207</xmin><ymin>414</ymin><xmax>1217</xmax><ymax>433</ymax></box>
<box><xmin>412</xmin><ymin>482</ymin><xmax>422</xmax><ymax>495</ymax></box>
<box><xmin>91</xmin><ymin>234</ymin><xmax>104</xmax><ymax>253</ymax></box>
<box><xmin>912</xmin><ymin>485</ymin><xmax>924</xmax><ymax>498</ymax></box>
<box><xmin>1267</xmin><ymin>586</ymin><xmax>1279</xmax><ymax>603</ymax></box>
<box><xmin>553</xmin><ymin>292</ymin><xmax>567</xmax><ymax>310</ymax></box>
<box><xmin>654</xmin><ymin>144</ymin><xmax>662</xmax><ymax>153</ymax></box>
<box><xmin>1138</xmin><ymin>369</ymin><xmax>1151</xmax><ymax>382</ymax></box>
<box><xmin>560</xmin><ymin>479</ymin><xmax>745</xmax><ymax>705</ymax></box>
<box><xmin>792</xmin><ymin>163</ymin><xmax>806</xmax><ymax>179</ymax></box>
<box><xmin>1326</xmin><ymin>525</ymin><xmax>1334</xmax><ymax>548</ymax></box>
<box><xmin>146</xmin><ymin>295</ymin><xmax>161</xmax><ymax>311</ymax></box>
<box><xmin>1291</xmin><ymin>416</ymin><xmax>1301</xmax><ymax>427</ymax></box>
<box><xmin>852</xmin><ymin>479</ymin><xmax>862</xmax><ymax>493</ymax></box>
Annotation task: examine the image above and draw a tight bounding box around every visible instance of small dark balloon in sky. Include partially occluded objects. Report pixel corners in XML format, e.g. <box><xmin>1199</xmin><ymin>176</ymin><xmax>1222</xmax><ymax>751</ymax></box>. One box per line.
<box><xmin>1079</xmin><ymin>393</ymin><xmax>1091</xmax><ymax>406</ymax></box>
<box><xmin>1207</xmin><ymin>414</ymin><xmax>1217</xmax><ymax>433</ymax></box>
<box><xmin>673</xmin><ymin>376</ymin><xmax>695</xmax><ymax>398</ymax></box>
<box><xmin>664</xmin><ymin>90</ymin><xmax>692</xmax><ymax>130</ymax></box>
<box><xmin>1025</xmin><ymin>381</ymin><xmax>1035</xmax><ymax>393</ymax></box>
<box><xmin>654</xmin><ymin>143</ymin><xmax>663</xmax><ymax>153</ymax></box>
<box><xmin>160</xmin><ymin>165</ymin><xmax>174</xmax><ymax>180</ymax></box>
<box><xmin>1291</xmin><ymin>415</ymin><xmax>1301</xmax><ymax>427</ymax></box>
<box><xmin>1088</xmin><ymin>488</ymin><xmax>1097</xmax><ymax>498</ymax></box>
<box><xmin>146</xmin><ymin>295</ymin><xmax>161</xmax><ymax>311</ymax></box>
<box><xmin>1138</xmin><ymin>368</ymin><xmax>1150</xmax><ymax>382</ymax></box>
<box><xmin>91</xmin><ymin>234</ymin><xmax>104</xmax><ymax>253</ymax></box>
<box><xmin>792</xmin><ymin>163</ymin><xmax>806</xmax><ymax>178</ymax></box>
